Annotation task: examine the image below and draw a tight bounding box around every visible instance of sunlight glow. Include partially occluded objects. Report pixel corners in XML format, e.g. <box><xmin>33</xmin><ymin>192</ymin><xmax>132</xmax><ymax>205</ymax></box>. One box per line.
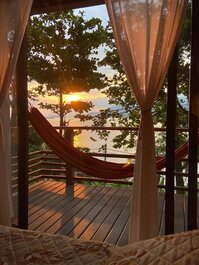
<box><xmin>63</xmin><ymin>93</ymin><xmax>82</xmax><ymax>103</ymax></box>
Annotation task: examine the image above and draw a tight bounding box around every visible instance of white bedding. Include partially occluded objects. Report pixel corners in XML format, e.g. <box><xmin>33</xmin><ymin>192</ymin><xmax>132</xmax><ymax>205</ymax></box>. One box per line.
<box><xmin>105</xmin><ymin>230</ymin><xmax>199</xmax><ymax>264</ymax></box>
<box><xmin>0</xmin><ymin>225</ymin><xmax>199</xmax><ymax>264</ymax></box>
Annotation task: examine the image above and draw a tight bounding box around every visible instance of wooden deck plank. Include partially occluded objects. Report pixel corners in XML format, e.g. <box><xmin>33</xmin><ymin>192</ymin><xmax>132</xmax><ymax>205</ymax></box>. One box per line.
<box><xmin>67</xmin><ymin>186</ymin><xmax>119</xmax><ymax>239</ymax></box>
<box><xmin>45</xmin><ymin>186</ymin><xmax>104</xmax><ymax>234</ymax></box>
<box><xmin>32</xmin><ymin>186</ymin><xmax>100</xmax><ymax>233</ymax></box>
<box><xmin>183</xmin><ymin>195</ymin><xmax>199</xmax><ymax>230</ymax></box>
<box><xmin>117</xmin><ymin>218</ymin><xmax>130</xmax><ymax>246</ymax></box>
<box><xmin>29</xmin><ymin>184</ymin><xmax>80</xmax><ymax>222</ymax></box>
<box><xmin>91</xmin><ymin>189</ymin><xmax>130</xmax><ymax>242</ymax></box>
<box><xmin>28</xmin><ymin>180</ymin><xmax>46</xmax><ymax>191</ymax></box>
<box><xmin>57</xmin><ymin>186</ymin><xmax>111</xmax><ymax>235</ymax></box>
<box><xmin>12</xmin><ymin>180</ymin><xmax>47</xmax><ymax>224</ymax></box>
<box><xmin>29</xmin><ymin>182</ymin><xmax>69</xmax><ymax>215</ymax></box>
<box><xmin>26</xmin><ymin>180</ymin><xmax>189</xmax><ymax>246</ymax></box>
<box><xmin>80</xmin><ymin>187</ymin><xmax>127</xmax><ymax>241</ymax></box>
<box><xmin>27</xmin><ymin>180</ymin><xmax>52</xmax><ymax>199</ymax></box>
<box><xmin>160</xmin><ymin>193</ymin><xmax>185</xmax><ymax>235</ymax></box>
<box><xmin>29</xmin><ymin>181</ymin><xmax>62</xmax><ymax>205</ymax></box>
<box><xmin>29</xmin><ymin>184</ymin><xmax>89</xmax><ymax>230</ymax></box>
<box><xmin>105</xmin><ymin>196</ymin><xmax>131</xmax><ymax>245</ymax></box>
<box><xmin>174</xmin><ymin>194</ymin><xmax>186</xmax><ymax>233</ymax></box>
<box><xmin>158</xmin><ymin>192</ymin><xmax>165</xmax><ymax>234</ymax></box>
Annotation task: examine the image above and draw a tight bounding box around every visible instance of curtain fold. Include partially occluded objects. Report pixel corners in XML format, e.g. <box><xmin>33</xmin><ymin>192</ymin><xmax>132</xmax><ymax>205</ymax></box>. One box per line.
<box><xmin>0</xmin><ymin>98</ymin><xmax>12</xmax><ymax>225</ymax></box>
<box><xmin>105</xmin><ymin>0</ymin><xmax>188</xmax><ymax>242</ymax></box>
<box><xmin>0</xmin><ymin>0</ymin><xmax>33</xmax><ymax>225</ymax></box>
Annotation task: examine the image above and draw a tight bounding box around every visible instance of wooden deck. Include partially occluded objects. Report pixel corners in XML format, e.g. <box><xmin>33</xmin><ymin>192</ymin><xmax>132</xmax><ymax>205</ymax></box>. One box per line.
<box><xmin>26</xmin><ymin>180</ymin><xmax>196</xmax><ymax>246</ymax></box>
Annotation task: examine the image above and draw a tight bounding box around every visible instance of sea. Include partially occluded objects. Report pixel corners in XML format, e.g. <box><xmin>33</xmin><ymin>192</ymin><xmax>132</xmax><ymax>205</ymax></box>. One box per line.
<box><xmin>48</xmin><ymin>115</ymin><xmax>136</xmax><ymax>164</ymax></box>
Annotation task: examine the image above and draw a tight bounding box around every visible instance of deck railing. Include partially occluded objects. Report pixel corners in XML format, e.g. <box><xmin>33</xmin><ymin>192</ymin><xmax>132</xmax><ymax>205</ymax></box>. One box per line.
<box><xmin>12</xmin><ymin>126</ymin><xmax>198</xmax><ymax>193</ymax></box>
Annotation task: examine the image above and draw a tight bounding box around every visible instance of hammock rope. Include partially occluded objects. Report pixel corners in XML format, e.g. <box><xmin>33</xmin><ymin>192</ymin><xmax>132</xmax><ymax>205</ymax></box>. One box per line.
<box><xmin>28</xmin><ymin>106</ymin><xmax>197</xmax><ymax>179</ymax></box>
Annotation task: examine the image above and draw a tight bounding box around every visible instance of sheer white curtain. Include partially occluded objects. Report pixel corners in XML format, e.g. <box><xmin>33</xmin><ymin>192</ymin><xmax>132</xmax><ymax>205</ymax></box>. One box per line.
<box><xmin>105</xmin><ymin>0</ymin><xmax>188</xmax><ymax>242</ymax></box>
<box><xmin>0</xmin><ymin>0</ymin><xmax>32</xmax><ymax>225</ymax></box>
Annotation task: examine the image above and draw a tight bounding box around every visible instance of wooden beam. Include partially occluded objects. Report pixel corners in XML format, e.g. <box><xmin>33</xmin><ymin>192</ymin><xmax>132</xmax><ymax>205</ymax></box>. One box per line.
<box><xmin>31</xmin><ymin>0</ymin><xmax>105</xmax><ymax>15</ymax></box>
<box><xmin>64</xmin><ymin>128</ymin><xmax>74</xmax><ymax>185</ymax></box>
<box><xmin>188</xmin><ymin>0</ymin><xmax>199</xmax><ymax>231</ymax></box>
<box><xmin>16</xmin><ymin>34</ymin><xmax>29</xmax><ymax>229</ymax></box>
<box><xmin>165</xmin><ymin>47</ymin><xmax>178</xmax><ymax>235</ymax></box>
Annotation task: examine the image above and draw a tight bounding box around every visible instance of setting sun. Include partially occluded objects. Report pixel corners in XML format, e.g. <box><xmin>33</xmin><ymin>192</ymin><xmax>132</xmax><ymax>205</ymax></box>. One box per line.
<box><xmin>63</xmin><ymin>94</ymin><xmax>82</xmax><ymax>103</ymax></box>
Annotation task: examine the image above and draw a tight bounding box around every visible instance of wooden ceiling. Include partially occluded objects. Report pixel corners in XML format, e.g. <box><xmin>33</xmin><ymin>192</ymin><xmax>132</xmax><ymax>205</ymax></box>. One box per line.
<box><xmin>31</xmin><ymin>0</ymin><xmax>105</xmax><ymax>14</ymax></box>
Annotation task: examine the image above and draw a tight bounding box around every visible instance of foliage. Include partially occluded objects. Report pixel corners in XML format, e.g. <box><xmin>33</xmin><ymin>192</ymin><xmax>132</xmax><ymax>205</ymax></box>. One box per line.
<box><xmin>29</xmin><ymin>127</ymin><xmax>47</xmax><ymax>152</ymax></box>
<box><xmin>92</xmin><ymin>6</ymin><xmax>191</xmax><ymax>154</ymax></box>
<box><xmin>27</xmin><ymin>10</ymin><xmax>108</xmax><ymax>126</ymax></box>
<box><xmin>27</xmin><ymin>7</ymin><xmax>191</xmax><ymax>189</ymax></box>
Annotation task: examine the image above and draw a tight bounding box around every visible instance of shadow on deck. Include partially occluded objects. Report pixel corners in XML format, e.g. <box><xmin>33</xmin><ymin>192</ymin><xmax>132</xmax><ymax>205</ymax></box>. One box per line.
<box><xmin>26</xmin><ymin>180</ymin><xmax>191</xmax><ymax>246</ymax></box>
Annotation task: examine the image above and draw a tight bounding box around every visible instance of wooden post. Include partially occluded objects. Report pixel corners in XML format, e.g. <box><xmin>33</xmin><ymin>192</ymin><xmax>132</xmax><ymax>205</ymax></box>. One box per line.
<box><xmin>188</xmin><ymin>0</ymin><xmax>199</xmax><ymax>231</ymax></box>
<box><xmin>104</xmin><ymin>143</ymin><xmax>107</xmax><ymax>161</ymax></box>
<box><xmin>64</xmin><ymin>128</ymin><xmax>74</xmax><ymax>185</ymax></box>
<box><xmin>165</xmin><ymin>47</ymin><xmax>178</xmax><ymax>235</ymax></box>
<box><xmin>16</xmin><ymin>34</ymin><xmax>28</xmax><ymax>229</ymax></box>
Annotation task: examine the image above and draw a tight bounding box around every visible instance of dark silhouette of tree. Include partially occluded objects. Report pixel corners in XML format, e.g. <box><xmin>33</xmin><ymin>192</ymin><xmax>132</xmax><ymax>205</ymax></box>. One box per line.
<box><xmin>27</xmin><ymin>10</ymin><xmax>108</xmax><ymax>129</ymax></box>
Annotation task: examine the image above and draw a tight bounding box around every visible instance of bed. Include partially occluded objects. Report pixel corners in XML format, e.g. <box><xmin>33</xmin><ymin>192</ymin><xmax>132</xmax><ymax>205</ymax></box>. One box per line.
<box><xmin>0</xmin><ymin>225</ymin><xmax>199</xmax><ymax>264</ymax></box>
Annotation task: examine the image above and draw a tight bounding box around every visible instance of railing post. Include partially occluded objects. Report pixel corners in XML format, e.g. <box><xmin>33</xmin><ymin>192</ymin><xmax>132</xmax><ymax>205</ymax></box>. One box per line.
<box><xmin>188</xmin><ymin>0</ymin><xmax>199</xmax><ymax>231</ymax></box>
<box><xmin>165</xmin><ymin>46</ymin><xmax>178</xmax><ymax>235</ymax></box>
<box><xmin>64</xmin><ymin>128</ymin><xmax>74</xmax><ymax>185</ymax></box>
<box><xmin>16</xmin><ymin>33</ymin><xmax>28</xmax><ymax>229</ymax></box>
